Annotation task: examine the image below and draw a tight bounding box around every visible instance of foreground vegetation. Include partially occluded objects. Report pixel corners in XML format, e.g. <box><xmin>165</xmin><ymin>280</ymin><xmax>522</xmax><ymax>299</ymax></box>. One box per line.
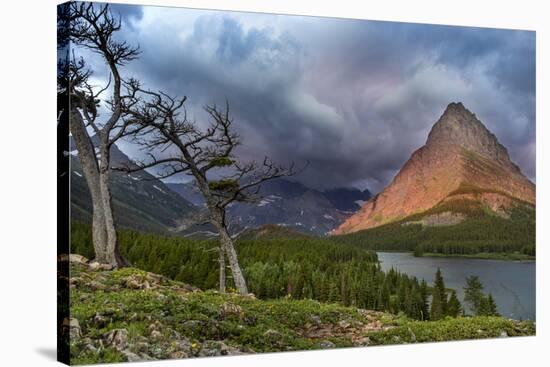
<box><xmin>66</xmin><ymin>260</ymin><xmax>535</xmax><ymax>364</ymax></box>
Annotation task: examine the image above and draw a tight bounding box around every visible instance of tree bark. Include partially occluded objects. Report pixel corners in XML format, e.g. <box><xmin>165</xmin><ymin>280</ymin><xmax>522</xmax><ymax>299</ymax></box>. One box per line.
<box><xmin>98</xmin><ymin>168</ymin><xmax>127</xmax><ymax>267</ymax></box>
<box><xmin>219</xmin><ymin>248</ymin><xmax>226</xmax><ymax>293</ymax></box>
<box><xmin>213</xmin><ymin>219</ymin><xmax>248</xmax><ymax>295</ymax></box>
<box><xmin>70</xmin><ymin>108</ymin><xmax>108</xmax><ymax>262</ymax></box>
<box><xmin>70</xmin><ymin>108</ymin><xmax>126</xmax><ymax>267</ymax></box>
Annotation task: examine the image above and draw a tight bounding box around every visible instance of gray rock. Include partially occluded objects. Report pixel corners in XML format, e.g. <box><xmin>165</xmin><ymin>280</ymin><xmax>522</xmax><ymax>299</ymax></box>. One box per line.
<box><xmin>353</xmin><ymin>336</ymin><xmax>370</xmax><ymax>346</ymax></box>
<box><xmin>169</xmin><ymin>351</ymin><xmax>189</xmax><ymax>359</ymax></box>
<box><xmin>93</xmin><ymin>313</ymin><xmax>107</xmax><ymax>327</ymax></box>
<box><xmin>89</xmin><ymin>281</ymin><xmax>106</xmax><ymax>291</ymax></box>
<box><xmin>219</xmin><ymin>302</ymin><xmax>244</xmax><ymax>319</ymax></box>
<box><xmin>173</xmin><ymin>338</ymin><xmax>192</xmax><ymax>353</ymax></box>
<box><xmin>88</xmin><ymin>262</ymin><xmax>113</xmax><ymax>271</ymax></box>
<box><xmin>310</xmin><ymin>315</ymin><xmax>322</xmax><ymax>325</ymax></box>
<box><xmin>199</xmin><ymin>341</ymin><xmax>240</xmax><ymax>357</ymax></box>
<box><xmin>121</xmin><ymin>350</ymin><xmax>155</xmax><ymax>362</ymax></box>
<box><xmin>134</xmin><ymin>341</ymin><xmax>149</xmax><ymax>353</ymax></box>
<box><xmin>103</xmin><ymin>329</ymin><xmax>128</xmax><ymax>351</ymax></box>
<box><xmin>69</xmin><ymin>318</ymin><xmax>81</xmax><ymax>339</ymax></box>
<box><xmin>263</xmin><ymin>329</ymin><xmax>282</xmax><ymax>338</ymax></box>
<box><xmin>81</xmin><ymin>338</ymin><xmax>97</xmax><ymax>353</ymax></box>
<box><xmin>338</xmin><ymin>320</ymin><xmax>351</xmax><ymax>329</ymax></box>
<box><xmin>122</xmin><ymin>350</ymin><xmax>142</xmax><ymax>362</ymax></box>
<box><xmin>150</xmin><ymin>330</ymin><xmax>162</xmax><ymax>341</ymax></box>
<box><xmin>69</xmin><ymin>254</ymin><xmax>89</xmax><ymax>265</ymax></box>
<box><xmin>319</xmin><ymin>340</ymin><xmax>336</xmax><ymax>348</ymax></box>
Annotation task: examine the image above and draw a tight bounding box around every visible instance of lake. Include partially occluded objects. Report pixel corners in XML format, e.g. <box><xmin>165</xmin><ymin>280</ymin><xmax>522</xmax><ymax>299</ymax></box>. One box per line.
<box><xmin>377</xmin><ymin>252</ymin><xmax>536</xmax><ymax>320</ymax></box>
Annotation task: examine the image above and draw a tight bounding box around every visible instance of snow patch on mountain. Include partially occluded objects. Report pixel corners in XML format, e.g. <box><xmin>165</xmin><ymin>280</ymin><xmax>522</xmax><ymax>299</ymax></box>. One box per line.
<box><xmin>153</xmin><ymin>185</ymin><xmax>166</xmax><ymax>194</ymax></box>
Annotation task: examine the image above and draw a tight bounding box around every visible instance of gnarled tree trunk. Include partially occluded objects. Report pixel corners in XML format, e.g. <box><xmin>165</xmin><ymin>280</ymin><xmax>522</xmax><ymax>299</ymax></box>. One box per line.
<box><xmin>210</xmin><ymin>207</ymin><xmax>248</xmax><ymax>295</ymax></box>
<box><xmin>98</xmin><ymin>144</ymin><xmax>127</xmax><ymax>267</ymax></box>
<box><xmin>70</xmin><ymin>108</ymin><xmax>126</xmax><ymax>267</ymax></box>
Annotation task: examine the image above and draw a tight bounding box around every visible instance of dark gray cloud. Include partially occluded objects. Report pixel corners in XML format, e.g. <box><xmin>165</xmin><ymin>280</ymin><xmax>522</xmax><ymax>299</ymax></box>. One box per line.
<box><xmin>110</xmin><ymin>3</ymin><xmax>144</xmax><ymax>28</ymax></box>
<box><xmin>92</xmin><ymin>4</ymin><xmax>535</xmax><ymax>192</ymax></box>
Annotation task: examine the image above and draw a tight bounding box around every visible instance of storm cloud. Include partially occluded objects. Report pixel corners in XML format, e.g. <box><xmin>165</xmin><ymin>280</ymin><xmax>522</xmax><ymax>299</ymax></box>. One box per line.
<box><xmin>93</xmin><ymin>4</ymin><xmax>535</xmax><ymax>192</ymax></box>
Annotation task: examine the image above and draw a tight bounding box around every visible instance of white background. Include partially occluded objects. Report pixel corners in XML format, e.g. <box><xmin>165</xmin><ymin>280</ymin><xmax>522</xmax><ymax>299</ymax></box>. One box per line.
<box><xmin>0</xmin><ymin>0</ymin><xmax>548</xmax><ymax>366</ymax></box>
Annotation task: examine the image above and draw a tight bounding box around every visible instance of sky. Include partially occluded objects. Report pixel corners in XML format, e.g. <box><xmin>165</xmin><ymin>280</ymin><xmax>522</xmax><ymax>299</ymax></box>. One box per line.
<box><xmin>82</xmin><ymin>3</ymin><xmax>536</xmax><ymax>193</ymax></box>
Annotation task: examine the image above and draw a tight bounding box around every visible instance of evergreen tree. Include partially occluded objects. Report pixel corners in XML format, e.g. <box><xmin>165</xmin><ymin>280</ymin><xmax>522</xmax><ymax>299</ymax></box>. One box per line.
<box><xmin>486</xmin><ymin>294</ymin><xmax>499</xmax><ymax>316</ymax></box>
<box><xmin>447</xmin><ymin>290</ymin><xmax>462</xmax><ymax>317</ymax></box>
<box><xmin>328</xmin><ymin>281</ymin><xmax>340</xmax><ymax>302</ymax></box>
<box><xmin>434</xmin><ymin>268</ymin><xmax>448</xmax><ymax>315</ymax></box>
<box><xmin>419</xmin><ymin>279</ymin><xmax>430</xmax><ymax>320</ymax></box>
<box><xmin>430</xmin><ymin>286</ymin><xmax>444</xmax><ymax>320</ymax></box>
<box><xmin>464</xmin><ymin>276</ymin><xmax>484</xmax><ymax>315</ymax></box>
<box><xmin>478</xmin><ymin>297</ymin><xmax>490</xmax><ymax>316</ymax></box>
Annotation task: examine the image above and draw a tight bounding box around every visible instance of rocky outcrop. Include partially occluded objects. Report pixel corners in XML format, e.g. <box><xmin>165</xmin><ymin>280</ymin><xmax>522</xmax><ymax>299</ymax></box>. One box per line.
<box><xmin>334</xmin><ymin>102</ymin><xmax>535</xmax><ymax>234</ymax></box>
<box><xmin>402</xmin><ymin>211</ymin><xmax>466</xmax><ymax>227</ymax></box>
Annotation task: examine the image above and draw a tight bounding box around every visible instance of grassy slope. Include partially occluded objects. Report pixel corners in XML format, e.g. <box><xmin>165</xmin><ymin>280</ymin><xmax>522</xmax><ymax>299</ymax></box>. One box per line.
<box><xmin>68</xmin><ymin>262</ymin><xmax>535</xmax><ymax>365</ymax></box>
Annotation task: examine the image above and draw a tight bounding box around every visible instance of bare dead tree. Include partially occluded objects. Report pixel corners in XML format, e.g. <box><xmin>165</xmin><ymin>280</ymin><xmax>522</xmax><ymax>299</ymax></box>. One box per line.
<box><xmin>58</xmin><ymin>2</ymin><xmax>142</xmax><ymax>267</ymax></box>
<box><xmin>119</xmin><ymin>88</ymin><xmax>300</xmax><ymax>294</ymax></box>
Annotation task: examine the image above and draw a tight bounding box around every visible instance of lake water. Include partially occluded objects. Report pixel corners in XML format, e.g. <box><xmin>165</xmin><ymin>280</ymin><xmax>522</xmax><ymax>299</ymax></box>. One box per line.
<box><xmin>377</xmin><ymin>252</ymin><xmax>536</xmax><ymax>320</ymax></box>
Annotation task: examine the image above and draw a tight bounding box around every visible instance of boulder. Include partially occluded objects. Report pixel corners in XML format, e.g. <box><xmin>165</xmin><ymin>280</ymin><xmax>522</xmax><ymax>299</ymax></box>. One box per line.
<box><xmin>121</xmin><ymin>350</ymin><xmax>142</xmax><ymax>363</ymax></box>
<box><xmin>135</xmin><ymin>341</ymin><xmax>150</xmax><ymax>353</ymax></box>
<box><xmin>103</xmin><ymin>329</ymin><xmax>128</xmax><ymax>351</ymax></box>
<box><xmin>169</xmin><ymin>351</ymin><xmax>189</xmax><ymax>359</ymax></box>
<box><xmin>310</xmin><ymin>315</ymin><xmax>322</xmax><ymax>325</ymax></box>
<box><xmin>69</xmin><ymin>254</ymin><xmax>89</xmax><ymax>265</ymax></box>
<box><xmin>338</xmin><ymin>320</ymin><xmax>351</xmax><ymax>329</ymax></box>
<box><xmin>89</xmin><ymin>281</ymin><xmax>107</xmax><ymax>291</ymax></box>
<box><xmin>319</xmin><ymin>340</ymin><xmax>336</xmax><ymax>348</ymax></box>
<box><xmin>352</xmin><ymin>336</ymin><xmax>370</xmax><ymax>346</ymax></box>
<box><xmin>89</xmin><ymin>262</ymin><xmax>114</xmax><ymax>271</ymax></box>
<box><xmin>93</xmin><ymin>313</ymin><xmax>107</xmax><ymax>327</ymax></box>
<box><xmin>263</xmin><ymin>329</ymin><xmax>282</xmax><ymax>338</ymax></box>
<box><xmin>125</xmin><ymin>275</ymin><xmax>151</xmax><ymax>289</ymax></box>
<box><xmin>219</xmin><ymin>302</ymin><xmax>244</xmax><ymax>319</ymax></box>
<box><xmin>121</xmin><ymin>350</ymin><xmax>155</xmax><ymax>362</ymax></box>
<box><xmin>69</xmin><ymin>318</ymin><xmax>81</xmax><ymax>339</ymax></box>
<box><xmin>150</xmin><ymin>330</ymin><xmax>163</xmax><ymax>341</ymax></box>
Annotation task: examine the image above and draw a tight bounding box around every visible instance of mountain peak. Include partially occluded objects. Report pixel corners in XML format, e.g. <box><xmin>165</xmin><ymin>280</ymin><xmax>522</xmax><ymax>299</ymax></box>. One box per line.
<box><xmin>333</xmin><ymin>102</ymin><xmax>535</xmax><ymax>235</ymax></box>
<box><xmin>425</xmin><ymin>102</ymin><xmax>513</xmax><ymax>165</ymax></box>
<box><xmin>427</xmin><ymin>102</ymin><xmax>481</xmax><ymax>144</ymax></box>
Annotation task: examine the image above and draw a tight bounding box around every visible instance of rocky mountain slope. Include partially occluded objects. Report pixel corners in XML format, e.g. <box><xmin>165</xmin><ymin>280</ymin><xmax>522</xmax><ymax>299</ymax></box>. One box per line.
<box><xmin>334</xmin><ymin>102</ymin><xmax>535</xmax><ymax>235</ymax></box>
<box><xmin>63</xmin><ymin>255</ymin><xmax>535</xmax><ymax>364</ymax></box>
<box><xmin>70</xmin><ymin>138</ymin><xmax>370</xmax><ymax>237</ymax></box>
<box><xmin>69</xmin><ymin>140</ymin><xmax>198</xmax><ymax>234</ymax></box>
<box><xmin>168</xmin><ymin>179</ymin><xmax>371</xmax><ymax>236</ymax></box>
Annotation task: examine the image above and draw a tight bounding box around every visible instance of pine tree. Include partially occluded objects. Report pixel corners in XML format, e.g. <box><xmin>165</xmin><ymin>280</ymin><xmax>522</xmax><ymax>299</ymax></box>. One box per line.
<box><xmin>430</xmin><ymin>286</ymin><xmax>444</xmax><ymax>320</ymax></box>
<box><xmin>434</xmin><ymin>268</ymin><xmax>448</xmax><ymax>315</ymax></box>
<box><xmin>464</xmin><ymin>276</ymin><xmax>484</xmax><ymax>315</ymax></box>
<box><xmin>328</xmin><ymin>281</ymin><xmax>340</xmax><ymax>302</ymax></box>
<box><xmin>478</xmin><ymin>297</ymin><xmax>490</xmax><ymax>316</ymax></box>
<box><xmin>447</xmin><ymin>290</ymin><xmax>462</xmax><ymax>317</ymax></box>
<box><xmin>419</xmin><ymin>279</ymin><xmax>430</xmax><ymax>320</ymax></box>
<box><xmin>486</xmin><ymin>294</ymin><xmax>499</xmax><ymax>316</ymax></box>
